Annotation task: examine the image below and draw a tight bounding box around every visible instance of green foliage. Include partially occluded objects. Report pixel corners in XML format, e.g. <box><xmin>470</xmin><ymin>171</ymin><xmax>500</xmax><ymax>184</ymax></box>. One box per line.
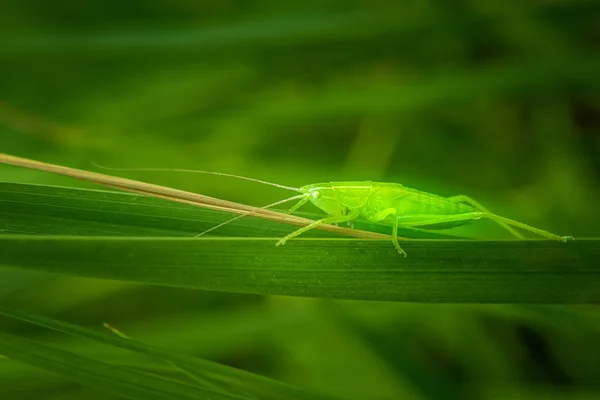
<box><xmin>1</xmin><ymin>182</ymin><xmax>597</xmax><ymax>303</ymax></box>
<box><xmin>1</xmin><ymin>0</ymin><xmax>599</xmax><ymax>399</ymax></box>
<box><xmin>0</xmin><ymin>306</ymin><xmax>344</xmax><ymax>400</ymax></box>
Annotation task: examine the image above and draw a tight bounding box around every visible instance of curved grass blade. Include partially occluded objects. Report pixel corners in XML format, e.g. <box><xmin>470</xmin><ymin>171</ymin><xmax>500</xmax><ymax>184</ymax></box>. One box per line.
<box><xmin>101</xmin><ymin>322</ymin><xmax>257</xmax><ymax>399</ymax></box>
<box><xmin>0</xmin><ymin>306</ymin><xmax>343</xmax><ymax>400</ymax></box>
<box><xmin>0</xmin><ymin>235</ymin><xmax>597</xmax><ymax>303</ymax></box>
<box><xmin>0</xmin><ymin>331</ymin><xmax>247</xmax><ymax>400</ymax></box>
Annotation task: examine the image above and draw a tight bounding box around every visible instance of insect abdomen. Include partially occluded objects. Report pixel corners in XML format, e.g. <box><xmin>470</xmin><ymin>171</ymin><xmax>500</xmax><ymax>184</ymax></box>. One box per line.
<box><xmin>397</xmin><ymin>188</ymin><xmax>470</xmax><ymax>215</ymax></box>
<box><xmin>360</xmin><ymin>183</ymin><xmax>476</xmax><ymax>229</ymax></box>
<box><xmin>386</xmin><ymin>188</ymin><xmax>474</xmax><ymax>229</ymax></box>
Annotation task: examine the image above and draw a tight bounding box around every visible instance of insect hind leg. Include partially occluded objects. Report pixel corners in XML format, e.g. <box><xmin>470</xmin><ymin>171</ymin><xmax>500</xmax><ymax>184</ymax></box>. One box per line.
<box><xmin>484</xmin><ymin>213</ymin><xmax>570</xmax><ymax>242</ymax></box>
<box><xmin>447</xmin><ymin>195</ymin><xmax>524</xmax><ymax>239</ymax></box>
<box><xmin>401</xmin><ymin>212</ymin><xmax>569</xmax><ymax>242</ymax></box>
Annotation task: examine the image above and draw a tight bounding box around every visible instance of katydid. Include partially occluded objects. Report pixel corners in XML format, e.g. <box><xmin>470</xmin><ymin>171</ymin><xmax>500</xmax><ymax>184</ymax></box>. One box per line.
<box><xmin>94</xmin><ymin>165</ymin><xmax>573</xmax><ymax>257</ymax></box>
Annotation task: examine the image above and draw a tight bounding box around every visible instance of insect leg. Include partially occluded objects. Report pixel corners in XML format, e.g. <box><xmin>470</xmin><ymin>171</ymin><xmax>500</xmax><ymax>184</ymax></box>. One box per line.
<box><xmin>447</xmin><ymin>195</ymin><xmax>524</xmax><ymax>239</ymax></box>
<box><xmin>392</xmin><ymin>216</ymin><xmax>407</xmax><ymax>258</ymax></box>
<box><xmin>276</xmin><ymin>210</ymin><xmax>360</xmax><ymax>247</ymax></box>
<box><xmin>482</xmin><ymin>213</ymin><xmax>571</xmax><ymax>242</ymax></box>
<box><xmin>368</xmin><ymin>207</ymin><xmax>407</xmax><ymax>257</ymax></box>
<box><xmin>399</xmin><ymin>212</ymin><xmax>569</xmax><ymax>242</ymax></box>
<box><xmin>287</xmin><ymin>196</ymin><xmax>310</xmax><ymax>214</ymax></box>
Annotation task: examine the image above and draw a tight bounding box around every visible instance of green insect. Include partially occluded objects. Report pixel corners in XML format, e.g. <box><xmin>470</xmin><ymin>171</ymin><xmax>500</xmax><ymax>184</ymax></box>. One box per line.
<box><xmin>96</xmin><ymin>166</ymin><xmax>573</xmax><ymax>257</ymax></box>
<box><xmin>276</xmin><ymin>181</ymin><xmax>574</xmax><ymax>257</ymax></box>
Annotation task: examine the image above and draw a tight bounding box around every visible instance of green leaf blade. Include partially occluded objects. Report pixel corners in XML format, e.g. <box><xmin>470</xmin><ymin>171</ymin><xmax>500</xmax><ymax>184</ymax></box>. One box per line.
<box><xmin>0</xmin><ymin>236</ymin><xmax>597</xmax><ymax>303</ymax></box>
<box><xmin>0</xmin><ymin>306</ymin><xmax>343</xmax><ymax>400</ymax></box>
<box><xmin>0</xmin><ymin>331</ymin><xmax>247</xmax><ymax>400</ymax></box>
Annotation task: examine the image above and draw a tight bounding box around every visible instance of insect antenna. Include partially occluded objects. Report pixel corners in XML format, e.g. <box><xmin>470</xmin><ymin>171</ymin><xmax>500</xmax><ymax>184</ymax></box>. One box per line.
<box><xmin>91</xmin><ymin>163</ymin><xmax>301</xmax><ymax>192</ymax></box>
<box><xmin>195</xmin><ymin>194</ymin><xmax>306</xmax><ymax>237</ymax></box>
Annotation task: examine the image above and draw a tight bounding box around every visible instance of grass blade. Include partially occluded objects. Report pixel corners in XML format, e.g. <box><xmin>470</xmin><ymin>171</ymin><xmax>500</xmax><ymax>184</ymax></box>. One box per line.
<box><xmin>0</xmin><ymin>306</ymin><xmax>342</xmax><ymax>400</ymax></box>
<box><xmin>0</xmin><ymin>331</ymin><xmax>247</xmax><ymax>400</ymax></box>
<box><xmin>0</xmin><ymin>235</ymin><xmax>597</xmax><ymax>303</ymax></box>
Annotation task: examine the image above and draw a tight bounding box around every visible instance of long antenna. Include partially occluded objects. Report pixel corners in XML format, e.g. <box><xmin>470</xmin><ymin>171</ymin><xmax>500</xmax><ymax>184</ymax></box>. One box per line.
<box><xmin>91</xmin><ymin>163</ymin><xmax>300</xmax><ymax>192</ymax></box>
<box><xmin>195</xmin><ymin>194</ymin><xmax>306</xmax><ymax>237</ymax></box>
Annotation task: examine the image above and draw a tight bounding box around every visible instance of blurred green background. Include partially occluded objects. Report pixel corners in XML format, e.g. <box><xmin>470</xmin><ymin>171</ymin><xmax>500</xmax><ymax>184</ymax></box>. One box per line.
<box><xmin>1</xmin><ymin>0</ymin><xmax>599</xmax><ymax>399</ymax></box>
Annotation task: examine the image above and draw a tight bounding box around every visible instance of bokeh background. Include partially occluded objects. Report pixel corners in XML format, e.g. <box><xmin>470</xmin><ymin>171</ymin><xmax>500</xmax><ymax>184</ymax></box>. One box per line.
<box><xmin>1</xmin><ymin>1</ymin><xmax>599</xmax><ymax>399</ymax></box>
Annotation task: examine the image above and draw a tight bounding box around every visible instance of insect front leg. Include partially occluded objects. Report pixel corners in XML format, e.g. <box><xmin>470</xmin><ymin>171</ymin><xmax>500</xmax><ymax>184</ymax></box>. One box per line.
<box><xmin>369</xmin><ymin>207</ymin><xmax>407</xmax><ymax>257</ymax></box>
<box><xmin>447</xmin><ymin>195</ymin><xmax>524</xmax><ymax>239</ymax></box>
<box><xmin>287</xmin><ymin>196</ymin><xmax>310</xmax><ymax>214</ymax></box>
<box><xmin>276</xmin><ymin>210</ymin><xmax>360</xmax><ymax>247</ymax></box>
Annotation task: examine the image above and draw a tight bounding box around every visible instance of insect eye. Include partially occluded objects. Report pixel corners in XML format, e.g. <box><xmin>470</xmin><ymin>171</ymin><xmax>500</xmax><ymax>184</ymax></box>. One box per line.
<box><xmin>312</xmin><ymin>191</ymin><xmax>320</xmax><ymax>198</ymax></box>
